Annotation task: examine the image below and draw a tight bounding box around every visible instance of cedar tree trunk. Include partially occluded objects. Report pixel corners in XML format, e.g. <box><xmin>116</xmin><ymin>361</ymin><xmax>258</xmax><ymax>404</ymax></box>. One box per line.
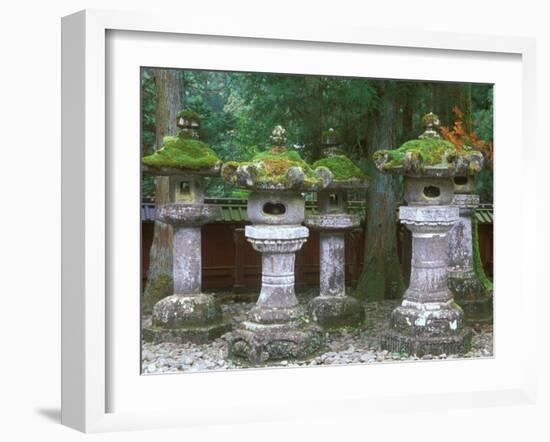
<box><xmin>142</xmin><ymin>69</ymin><xmax>182</xmax><ymax>314</ymax></box>
<box><xmin>355</xmin><ymin>83</ymin><xmax>405</xmax><ymax>301</ymax></box>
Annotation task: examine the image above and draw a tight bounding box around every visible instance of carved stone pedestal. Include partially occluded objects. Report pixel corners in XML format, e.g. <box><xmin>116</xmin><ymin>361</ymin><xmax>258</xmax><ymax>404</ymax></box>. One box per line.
<box><xmin>447</xmin><ymin>191</ymin><xmax>493</xmax><ymax>323</ymax></box>
<box><xmin>381</xmin><ymin>205</ymin><xmax>472</xmax><ymax>356</ymax></box>
<box><xmin>373</xmin><ymin>112</ymin><xmax>482</xmax><ymax>357</ymax></box>
<box><xmin>305</xmin><ymin>213</ymin><xmax>364</xmax><ymax>327</ymax></box>
<box><xmin>227</xmin><ymin>224</ymin><xmax>324</xmax><ymax>364</ymax></box>
<box><xmin>143</xmin><ymin>203</ymin><xmax>231</xmax><ymax>344</ymax></box>
<box><xmin>221</xmin><ymin>129</ymin><xmax>332</xmax><ymax>364</ymax></box>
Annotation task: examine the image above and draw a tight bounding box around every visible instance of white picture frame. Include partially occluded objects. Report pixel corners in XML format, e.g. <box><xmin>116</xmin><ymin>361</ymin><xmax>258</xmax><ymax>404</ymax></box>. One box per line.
<box><xmin>61</xmin><ymin>9</ymin><xmax>537</xmax><ymax>433</ymax></box>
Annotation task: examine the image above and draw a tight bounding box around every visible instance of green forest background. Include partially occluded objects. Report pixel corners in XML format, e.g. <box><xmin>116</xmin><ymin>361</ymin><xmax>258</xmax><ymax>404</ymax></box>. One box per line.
<box><xmin>141</xmin><ymin>68</ymin><xmax>493</xmax><ymax>203</ymax></box>
<box><xmin>140</xmin><ymin>68</ymin><xmax>493</xmax><ymax>308</ymax></box>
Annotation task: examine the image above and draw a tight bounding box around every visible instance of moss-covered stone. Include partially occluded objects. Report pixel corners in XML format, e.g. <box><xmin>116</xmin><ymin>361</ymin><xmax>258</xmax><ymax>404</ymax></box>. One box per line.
<box><xmin>142</xmin><ymin>136</ymin><xmax>220</xmax><ymax>170</ymax></box>
<box><xmin>226</xmin><ymin>320</ymin><xmax>325</xmax><ymax>364</ymax></box>
<box><xmin>308</xmin><ymin>296</ymin><xmax>366</xmax><ymax>328</ymax></box>
<box><xmin>373</xmin><ymin>112</ymin><xmax>484</xmax><ymax>177</ymax></box>
<box><xmin>373</xmin><ymin>138</ymin><xmax>457</xmax><ymax>170</ymax></box>
<box><xmin>176</xmin><ymin>109</ymin><xmax>200</xmax><ymax>121</ymax></box>
<box><xmin>142</xmin><ymin>273</ymin><xmax>173</xmax><ymax>315</ymax></box>
<box><xmin>321</xmin><ymin>128</ymin><xmax>342</xmax><ymax>146</ymax></box>
<box><xmin>382</xmin><ymin>328</ymin><xmax>472</xmax><ymax>357</ymax></box>
<box><xmin>313</xmin><ymin>155</ymin><xmax>368</xmax><ymax>182</ymax></box>
<box><xmin>152</xmin><ymin>293</ymin><xmax>225</xmax><ymax>328</ymax></box>
<box><xmin>448</xmin><ymin>274</ymin><xmax>493</xmax><ymax>324</ymax></box>
<box><xmin>421</xmin><ymin>112</ymin><xmax>440</xmax><ymax>127</ymax></box>
<box><xmin>221</xmin><ymin>147</ymin><xmax>330</xmax><ymax>191</ymax></box>
<box><xmin>142</xmin><ymin>318</ymin><xmax>231</xmax><ymax>344</ymax></box>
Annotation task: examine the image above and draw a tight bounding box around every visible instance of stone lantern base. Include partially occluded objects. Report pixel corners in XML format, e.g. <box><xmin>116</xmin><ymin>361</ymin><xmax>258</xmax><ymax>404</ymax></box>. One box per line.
<box><xmin>226</xmin><ymin>320</ymin><xmax>324</xmax><ymax>365</ymax></box>
<box><xmin>309</xmin><ymin>296</ymin><xmax>364</xmax><ymax>328</ymax></box>
<box><xmin>305</xmin><ymin>214</ymin><xmax>365</xmax><ymax>328</ymax></box>
<box><xmin>447</xmin><ymin>193</ymin><xmax>493</xmax><ymax>324</ymax></box>
<box><xmin>143</xmin><ymin>293</ymin><xmax>231</xmax><ymax>344</ymax></box>
<box><xmin>380</xmin><ymin>205</ymin><xmax>472</xmax><ymax>356</ymax></box>
<box><xmin>448</xmin><ymin>270</ymin><xmax>493</xmax><ymax>324</ymax></box>
<box><xmin>226</xmin><ymin>224</ymin><xmax>324</xmax><ymax>364</ymax></box>
<box><xmin>381</xmin><ymin>300</ymin><xmax>472</xmax><ymax>356</ymax></box>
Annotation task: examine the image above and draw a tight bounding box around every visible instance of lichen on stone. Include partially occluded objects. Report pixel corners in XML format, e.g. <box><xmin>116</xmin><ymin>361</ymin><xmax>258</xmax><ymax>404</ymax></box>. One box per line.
<box><xmin>373</xmin><ymin>127</ymin><xmax>484</xmax><ymax>177</ymax></box>
<box><xmin>321</xmin><ymin>128</ymin><xmax>341</xmax><ymax>146</ymax></box>
<box><xmin>176</xmin><ymin>109</ymin><xmax>200</xmax><ymax>121</ymax></box>
<box><xmin>374</xmin><ymin>138</ymin><xmax>456</xmax><ymax>169</ymax></box>
<box><xmin>221</xmin><ymin>147</ymin><xmax>331</xmax><ymax>191</ymax></box>
<box><xmin>421</xmin><ymin>112</ymin><xmax>440</xmax><ymax>127</ymax></box>
<box><xmin>142</xmin><ymin>136</ymin><xmax>220</xmax><ymax>171</ymax></box>
<box><xmin>312</xmin><ymin>155</ymin><xmax>368</xmax><ymax>182</ymax></box>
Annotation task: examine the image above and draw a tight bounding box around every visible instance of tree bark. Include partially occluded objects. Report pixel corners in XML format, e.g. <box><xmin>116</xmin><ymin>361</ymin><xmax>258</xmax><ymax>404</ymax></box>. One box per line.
<box><xmin>355</xmin><ymin>83</ymin><xmax>405</xmax><ymax>301</ymax></box>
<box><xmin>142</xmin><ymin>69</ymin><xmax>183</xmax><ymax>314</ymax></box>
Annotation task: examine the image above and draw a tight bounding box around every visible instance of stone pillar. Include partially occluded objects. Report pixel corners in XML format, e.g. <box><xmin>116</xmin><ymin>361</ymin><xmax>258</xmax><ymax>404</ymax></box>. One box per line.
<box><xmin>447</xmin><ymin>188</ymin><xmax>492</xmax><ymax>323</ymax></box>
<box><xmin>373</xmin><ymin>112</ymin><xmax>482</xmax><ymax>357</ymax></box>
<box><xmin>142</xmin><ymin>178</ymin><xmax>231</xmax><ymax>344</ymax></box>
<box><xmin>226</xmin><ymin>191</ymin><xmax>324</xmax><ymax>364</ymax></box>
<box><xmin>304</xmin><ymin>181</ymin><xmax>366</xmax><ymax>328</ymax></box>
<box><xmin>381</xmin><ymin>179</ymin><xmax>472</xmax><ymax>356</ymax></box>
<box><xmin>320</xmin><ymin>232</ymin><xmax>345</xmax><ymax>297</ymax></box>
<box><xmin>173</xmin><ymin>226</ymin><xmax>201</xmax><ymax>294</ymax></box>
<box><xmin>305</xmin><ymin>211</ymin><xmax>365</xmax><ymax>328</ymax></box>
<box><xmin>247</xmin><ymin>225</ymin><xmax>308</xmax><ymax>323</ymax></box>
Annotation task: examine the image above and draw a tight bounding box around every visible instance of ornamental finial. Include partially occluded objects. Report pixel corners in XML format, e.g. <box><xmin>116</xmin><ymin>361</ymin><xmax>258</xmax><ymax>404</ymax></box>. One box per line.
<box><xmin>176</xmin><ymin>110</ymin><xmax>200</xmax><ymax>139</ymax></box>
<box><xmin>270</xmin><ymin>125</ymin><xmax>287</xmax><ymax>146</ymax></box>
<box><xmin>419</xmin><ymin>112</ymin><xmax>441</xmax><ymax>139</ymax></box>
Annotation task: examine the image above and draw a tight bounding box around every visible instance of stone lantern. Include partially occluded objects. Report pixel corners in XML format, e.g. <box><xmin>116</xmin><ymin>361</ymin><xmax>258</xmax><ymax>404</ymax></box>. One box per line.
<box><xmin>447</xmin><ymin>175</ymin><xmax>492</xmax><ymax>323</ymax></box>
<box><xmin>221</xmin><ymin>126</ymin><xmax>332</xmax><ymax>364</ymax></box>
<box><xmin>304</xmin><ymin>129</ymin><xmax>369</xmax><ymax>327</ymax></box>
<box><xmin>373</xmin><ymin>112</ymin><xmax>484</xmax><ymax>356</ymax></box>
<box><xmin>141</xmin><ymin>110</ymin><xmax>231</xmax><ymax>344</ymax></box>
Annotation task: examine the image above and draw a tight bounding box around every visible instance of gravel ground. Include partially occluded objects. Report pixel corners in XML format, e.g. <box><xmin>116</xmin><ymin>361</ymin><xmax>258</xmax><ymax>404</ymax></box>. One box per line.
<box><xmin>142</xmin><ymin>296</ymin><xmax>493</xmax><ymax>374</ymax></box>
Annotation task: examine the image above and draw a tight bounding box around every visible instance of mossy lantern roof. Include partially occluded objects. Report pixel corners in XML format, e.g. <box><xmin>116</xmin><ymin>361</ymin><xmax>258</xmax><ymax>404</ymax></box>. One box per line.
<box><xmin>312</xmin><ymin>129</ymin><xmax>369</xmax><ymax>189</ymax></box>
<box><xmin>221</xmin><ymin>126</ymin><xmax>332</xmax><ymax>192</ymax></box>
<box><xmin>313</xmin><ymin>155</ymin><xmax>369</xmax><ymax>190</ymax></box>
<box><xmin>373</xmin><ymin>112</ymin><xmax>484</xmax><ymax>178</ymax></box>
<box><xmin>141</xmin><ymin>111</ymin><xmax>221</xmax><ymax>176</ymax></box>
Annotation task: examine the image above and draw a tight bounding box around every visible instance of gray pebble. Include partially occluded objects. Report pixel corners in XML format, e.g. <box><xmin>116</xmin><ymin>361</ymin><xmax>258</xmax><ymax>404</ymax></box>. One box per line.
<box><xmin>142</xmin><ymin>350</ymin><xmax>155</xmax><ymax>361</ymax></box>
<box><xmin>141</xmin><ymin>299</ymin><xmax>493</xmax><ymax>373</ymax></box>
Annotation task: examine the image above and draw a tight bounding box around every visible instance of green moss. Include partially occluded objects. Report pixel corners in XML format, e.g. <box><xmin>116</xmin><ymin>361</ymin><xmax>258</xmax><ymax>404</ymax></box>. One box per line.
<box><xmin>255</xmin><ymin>151</ymin><xmax>316</xmax><ymax>183</ymax></box>
<box><xmin>321</xmin><ymin>128</ymin><xmax>341</xmax><ymax>145</ymax></box>
<box><xmin>252</xmin><ymin>148</ymin><xmax>302</xmax><ymax>162</ymax></box>
<box><xmin>312</xmin><ymin>155</ymin><xmax>368</xmax><ymax>182</ymax></box>
<box><xmin>142</xmin><ymin>136</ymin><xmax>219</xmax><ymax>170</ymax></box>
<box><xmin>373</xmin><ymin>138</ymin><xmax>456</xmax><ymax>170</ymax></box>
<box><xmin>142</xmin><ymin>273</ymin><xmax>172</xmax><ymax>315</ymax></box>
<box><xmin>225</xmin><ymin>148</ymin><xmax>321</xmax><ymax>188</ymax></box>
<box><xmin>220</xmin><ymin>161</ymin><xmax>240</xmax><ymax>182</ymax></box>
<box><xmin>472</xmin><ymin>217</ymin><xmax>493</xmax><ymax>292</ymax></box>
<box><xmin>373</xmin><ymin>136</ymin><xmax>484</xmax><ymax>174</ymax></box>
<box><xmin>176</xmin><ymin>109</ymin><xmax>200</xmax><ymax>120</ymax></box>
<box><xmin>421</xmin><ymin>112</ymin><xmax>440</xmax><ymax>127</ymax></box>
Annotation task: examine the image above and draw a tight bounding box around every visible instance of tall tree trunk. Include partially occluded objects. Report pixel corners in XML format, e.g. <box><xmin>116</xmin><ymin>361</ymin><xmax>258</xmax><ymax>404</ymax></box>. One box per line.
<box><xmin>142</xmin><ymin>69</ymin><xmax>183</xmax><ymax>314</ymax></box>
<box><xmin>401</xmin><ymin>98</ymin><xmax>414</xmax><ymax>143</ymax></box>
<box><xmin>355</xmin><ymin>83</ymin><xmax>405</xmax><ymax>301</ymax></box>
<box><xmin>432</xmin><ymin>83</ymin><xmax>472</xmax><ymax>132</ymax></box>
